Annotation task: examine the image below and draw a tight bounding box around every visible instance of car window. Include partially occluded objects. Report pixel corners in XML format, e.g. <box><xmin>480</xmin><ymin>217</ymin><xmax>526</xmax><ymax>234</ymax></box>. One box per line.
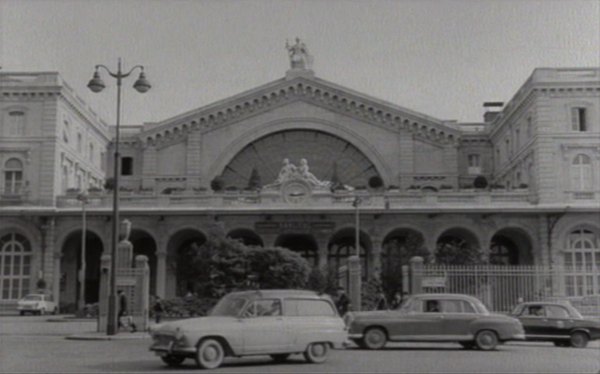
<box><xmin>244</xmin><ymin>299</ymin><xmax>281</xmax><ymax>317</ymax></box>
<box><xmin>546</xmin><ymin>305</ymin><xmax>570</xmax><ymax>319</ymax></box>
<box><xmin>284</xmin><ymin>298</ymin><xmax>336</xmax><ymax>316</ymax></box>
<box><xmin>523</xmin><ymin>305</ymin><xmax>545</xmax><ymax>317</ymax></box>
<box><xmin>399</xmin><ymin>298</ymin><xmax>423</xmax><ymax>313</ymax></box>
<box><xmin>210</xmin><ymin>297</ymin><xmax>248</xmax><ymax>317</ymax></box>
<box><xmin>424</xmin><ymin>300</ymin><xmax>441</xmax><ymax>313</ymax></box>
<box><xmin>24</xmin><ymin>295</ymin><xmax>42</xmax><ymax>301</ymax></box>
<box><xmin>440</xmin><ymin>300</ymin><xmax>476</xmax><ymax>313</ymax></box>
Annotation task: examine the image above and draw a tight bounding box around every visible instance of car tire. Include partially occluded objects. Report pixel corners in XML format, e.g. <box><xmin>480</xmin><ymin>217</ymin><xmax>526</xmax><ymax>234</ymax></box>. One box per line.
<box><xmin>460</xmin><ymin>342</ymin><xmax>476</xmax><ymax>350</ymax></box>
<box><xmin>474</xmin><ymin>330</ymin><xmax>498</xmax><ymax>351</ymax></box>
<box><xmin>363</xmin><ymin>327</ymin><xmax>387</xmax><ymax>350</ymax></box>
<box><xmin>270</xmin><ymin>353</ymin><xmax>290</xmax><ymax>363</ymax></box>
<box><xmin>161</xmin><ymin>354</ymin><xmax>185</xmax><ymax>367</ymax></box>
<box><xmin>195</xmin><ymin>338</ymin><xmax>225</xmax><ymax>369</ymax></box>
<box><xmin>303</xmin><ymin>342</ymin><xmax>329</xmax><ymax>364</ymax></box>
<box><xmin>570</xmin><ymin>332</ymin><xmax>589</xmax><ymax>348</ymax></box>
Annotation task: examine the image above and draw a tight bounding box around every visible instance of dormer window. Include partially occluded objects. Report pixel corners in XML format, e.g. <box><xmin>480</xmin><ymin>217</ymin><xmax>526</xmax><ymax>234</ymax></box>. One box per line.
<box><xmin>571</xmin><ymin>107</ymin><xmax>587</xmax><ymax>131</ymax></box>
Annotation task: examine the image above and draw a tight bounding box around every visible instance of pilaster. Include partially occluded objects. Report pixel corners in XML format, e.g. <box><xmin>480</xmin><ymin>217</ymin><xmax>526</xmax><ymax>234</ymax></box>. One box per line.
<box><xmin>142</xmin><ymin>143</ymin><xmax>157</xmax><ymax>189</ymax></box>
<box><xmin>398</xmin><ymin>129</ymin><xmax>414</xmax><ymax>189</ymax></box>
<box><xmin>186</xmin><ymin>131</ymin><xmax>202</xmax><ymax>188</ymax></box>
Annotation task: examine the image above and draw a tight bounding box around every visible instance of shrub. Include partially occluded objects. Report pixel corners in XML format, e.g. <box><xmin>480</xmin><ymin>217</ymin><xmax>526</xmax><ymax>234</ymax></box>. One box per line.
<box><xmin>210</xmin><ymin>176</ymin><xmax>225</xmax><ymax>192</ymax></box>
<box><xmin>104</xmin><ymin>178</ymin><xmax>115</xmax><ymax>191</ymax></box>
<box><xmin>161</xmin><ymin>296</ymin><xmax>219</xmax><ymax>318</ymax></box>
<box><xmin>473</xmin><ymin>175</ymin><xmax>488</xmax><ymax>189</ymax></box>
<box><xmin>368</xmin><ymin>176</ymin><xmax>384</xmax><ymax>189</ymax></box>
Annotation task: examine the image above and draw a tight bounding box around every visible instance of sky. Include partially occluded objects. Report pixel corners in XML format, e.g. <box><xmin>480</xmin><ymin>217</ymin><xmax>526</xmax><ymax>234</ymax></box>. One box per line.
<box><xmin>1</xmin><ymin>0</ymin><xmax>599</xmax><ymax>126</ymax></box>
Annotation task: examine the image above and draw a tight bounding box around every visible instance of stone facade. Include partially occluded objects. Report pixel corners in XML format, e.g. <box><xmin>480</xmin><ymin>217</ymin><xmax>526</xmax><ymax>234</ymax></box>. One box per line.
<box><xmin>1</xmin><ymin>59</ymin><xmax>598</xmax><ymax>310</ymax></box>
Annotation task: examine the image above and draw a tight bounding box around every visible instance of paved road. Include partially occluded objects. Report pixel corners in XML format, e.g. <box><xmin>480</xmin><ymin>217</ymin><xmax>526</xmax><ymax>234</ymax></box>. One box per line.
<box><xmin>1</xmin><ymin>315</ymin><xmax>599</xmax><ymax>373</ymax></box>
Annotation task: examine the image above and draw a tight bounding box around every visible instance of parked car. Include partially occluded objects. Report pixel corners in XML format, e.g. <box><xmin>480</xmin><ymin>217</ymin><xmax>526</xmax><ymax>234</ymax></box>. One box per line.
<box><xmin>149</xmin><ymin>289</ymin><xmax>347</xmax><ymax>369</ymax></box>
<box><xmin>17</xmin><ymin>294</ymin><xmax>57</xmax><ymax>315</ymax></box>
<box><xmin>347</xmin><ymin>293</ymin><xmax>525</xmax><ymax>351</ymax></box>
<box><xmin>510</xmin><ymin>301</ymin><xmax>600</xmax><ymax>348</ymax></box>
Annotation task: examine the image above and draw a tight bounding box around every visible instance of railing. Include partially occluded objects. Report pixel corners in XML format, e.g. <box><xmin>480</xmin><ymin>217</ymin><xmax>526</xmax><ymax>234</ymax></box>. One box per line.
<box><xmin>419</xmin><ymin>264</ymin><xmax>600</xmax><ymax>317</ymax></box>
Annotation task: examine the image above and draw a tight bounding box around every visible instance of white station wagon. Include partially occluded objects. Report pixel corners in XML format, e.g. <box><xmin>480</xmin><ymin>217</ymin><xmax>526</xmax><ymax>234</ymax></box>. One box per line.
<box><xmin>17</xmin><ymin>293</ymin><xmax>57</xmax><ymax>315</ymax></box>
<box><xmin>149</xmin><ymin>289</ymin><xmax>347</xmax><ymax>369</ymax></box>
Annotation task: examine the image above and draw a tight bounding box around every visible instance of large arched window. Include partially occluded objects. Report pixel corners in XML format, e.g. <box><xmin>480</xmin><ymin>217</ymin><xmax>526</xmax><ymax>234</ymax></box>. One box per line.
<box><xmin>564</xmin><ymin>228</ymin><xmax>599</xmax><ymax>296</ymax></box>
<box><xmin>571</xmin><ymin>154</ymin><xmax>592</xmax><ymax>191</ymax></box>
<box><xmin>0</xmin><ymin>233</ymin><xmax>32</xmax><ymax>300</ymax></box>
<box><xmin>4</xmin><ymin>158</ymin><xmax>24</xmax><ymax>194</ymax></box>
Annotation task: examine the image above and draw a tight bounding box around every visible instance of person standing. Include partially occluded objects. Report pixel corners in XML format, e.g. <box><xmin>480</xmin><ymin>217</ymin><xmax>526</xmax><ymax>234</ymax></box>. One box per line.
<box><xmin>117</xmin><ymin>290</ymin><xmax>137</xmax><ymax>333</ymax></box>
<box><xmin>152</xmin><ymin>295</ymin><xmax>164</xmax><ymax>324</ymax></box>
<box><xmin>390</xmin><ymin>292</ymin><xmax>403</xmax><ymax>310</ymax></box>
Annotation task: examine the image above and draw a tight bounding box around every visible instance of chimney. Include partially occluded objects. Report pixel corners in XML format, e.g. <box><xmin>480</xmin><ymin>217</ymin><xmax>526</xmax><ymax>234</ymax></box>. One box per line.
<box><xmin>483</xmin><ymin>102</ymin><xmax>504</xmax><ymax>123</ymax></box>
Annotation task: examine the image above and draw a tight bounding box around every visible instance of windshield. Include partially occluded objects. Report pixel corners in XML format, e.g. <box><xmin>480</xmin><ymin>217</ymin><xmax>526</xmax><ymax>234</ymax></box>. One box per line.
<box><xmin>210</xmin><ymin>296</ymin><xmax>248</xmax><ymax>317</ymax></box>
<box><xmin>24</xmin><ymin>295</ymin><xmax>42</xmax><ymax>301</ymax></box>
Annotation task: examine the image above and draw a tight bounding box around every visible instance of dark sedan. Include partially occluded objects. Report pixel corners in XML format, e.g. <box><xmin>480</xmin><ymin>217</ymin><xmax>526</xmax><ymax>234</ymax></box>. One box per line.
<box><xmin>347</xmin><ymin>293</ymin><xmax>525</xmax><ymax>351</ymax></box>
<box><xmin>510</xmin><ymin>301</ymin><xmax>600</xmax><ymax>348</ymax></box>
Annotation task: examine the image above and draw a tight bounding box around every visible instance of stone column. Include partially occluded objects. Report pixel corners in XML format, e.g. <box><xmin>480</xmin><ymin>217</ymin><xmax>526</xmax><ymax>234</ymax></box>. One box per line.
<box><xmin>156</xmin><ymin>251</ymin><xmax>167</xmax><ymax>298</ymax></box>
<box><xmin>52</xmin><ymin>252</ymin><xmax>62</xmax><ymax>309</ymax></box>
<box><xmin>409</xmin><ymin>256</ymin><xmax>424</xmax><ymax>294</ymax></box>
<box><xmin>370</xmin><ymin>238</ymin><xmax>383</xmax><ymax>280</ymax></box>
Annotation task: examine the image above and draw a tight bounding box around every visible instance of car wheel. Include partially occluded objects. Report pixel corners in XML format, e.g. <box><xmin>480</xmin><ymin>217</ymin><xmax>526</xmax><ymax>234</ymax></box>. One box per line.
<box><xmin>474</xmin><ymin>330</ymin><xmax>498</xmax><ymax>351</ymax></box>
<box><xmin>363</xmin><ymin>327</ymin><xmax>387</xmax><ymax>350</ymax></box>
<box><xmin>570</xmin><ymin>332</ymin><xmax>589</xmax><ymax>348</ymax></box>
<box><xmin>270</xmin><ymin>353</ymin><xmax>290</xmax><ymax>363</ymax></box>
<box><xmin>161</xmin><ymin>354</ymin><xmax>185</xmax><ymax>367</ymax></box>
<box><xmin>195</xmin><ymin>338</ymin><xmax>225</xmax><ymax>369</ymax></box>
<box><xmin>460</xmin><ymin>342</ymin><xmax>476</xmax><ymax>350</ymax></box>
<box><xmin>303</xmin><ymin>342</ymin><xmax>329</xmax><ymax>364</ymax></box>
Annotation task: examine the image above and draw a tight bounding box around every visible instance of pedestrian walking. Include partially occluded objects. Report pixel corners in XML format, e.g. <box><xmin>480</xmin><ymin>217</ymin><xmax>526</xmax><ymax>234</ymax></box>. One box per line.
<box><xmin>152</xmin><ymin>295</ymin><xmax>164</xmax><ymax>324</ymax></box>
<box><xmin>374</xmin><ymin>290</ymin><xmax>388</xmax><ymax>310</ymax></box>
<box><xmin>334</xmin><ymin>286</ymin><xmax>351</xmax><ymax>316</ymax></box>
<box><xmin>117</xmin><ymin>290</ymin><xmax>137</xmax><ymax>333</ymax></box>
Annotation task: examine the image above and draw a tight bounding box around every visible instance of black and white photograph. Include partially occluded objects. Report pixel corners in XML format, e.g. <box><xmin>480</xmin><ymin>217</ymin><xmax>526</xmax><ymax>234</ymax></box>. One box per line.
<box><xmin>1</xmin><ymin>0</ymin><xmax>599</xmax><ymax>373</ymax></box>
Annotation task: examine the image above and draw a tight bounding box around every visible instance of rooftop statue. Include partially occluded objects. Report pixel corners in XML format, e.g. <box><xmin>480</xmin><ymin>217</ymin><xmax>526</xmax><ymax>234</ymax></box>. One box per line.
<box><xmin>286</xmin><ymin>38</ymin><xmax>313</xmax><ymax>70</ymax></box>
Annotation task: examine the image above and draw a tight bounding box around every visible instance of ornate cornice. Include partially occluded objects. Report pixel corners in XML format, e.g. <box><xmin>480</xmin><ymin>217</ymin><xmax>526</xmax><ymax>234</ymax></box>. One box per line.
<box><xmin>137</xmin><ymin>77</ymin><xmax>461</xmax><ymax>148</ymax></box>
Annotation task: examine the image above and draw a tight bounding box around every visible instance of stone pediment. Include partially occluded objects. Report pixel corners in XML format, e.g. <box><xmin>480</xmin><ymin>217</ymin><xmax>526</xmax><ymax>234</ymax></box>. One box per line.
<box><xmin>139</xmin><ymin>75</ymin><xmax>460</xmax><ymax>148</ymax></box>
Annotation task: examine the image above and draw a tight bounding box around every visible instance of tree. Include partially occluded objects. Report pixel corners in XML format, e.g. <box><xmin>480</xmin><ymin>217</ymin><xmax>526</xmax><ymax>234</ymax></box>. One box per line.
<box><xmin>246</xmin><ymin>247</ymin><xmax>311</xmax><ymax>289</ymax></box>
<box><xmin>473</xmin><ymin>175</ymin><xmax>488</xmax><ymax>189</ymax></box>
<box><xmin>434</xmin><ymin>237</ymin><xmax>484</xmax><ymax>265</ymax></box>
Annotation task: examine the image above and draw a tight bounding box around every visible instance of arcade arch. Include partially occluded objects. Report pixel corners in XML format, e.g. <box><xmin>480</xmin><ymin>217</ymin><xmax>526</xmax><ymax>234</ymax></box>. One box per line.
<box><xmin>59</xmin><ymin>230</ymin><xmax>104</xmax><ymax>308</ymax></box>
<box><xmin>130</xmin><ymin>230</ymin><xmax>158</xmax><ymax>296</ymax></box>
<box><xmin>328</xmin><ymin>228</ymin><xmax>371</xmax><ymax>280</ymax></box>
<box><xmin>166</xmin><ymin>229</ymin><xmax>207</xmax><ymax>297</ymax></box>
<box><xmin>381</xmin><ymin>228</ymin><xmax>427</xmax><ymax>295</ymax></box>
<box><xmin>435</xmin><ymin>227</ymin><xmax>481</xmax><ymax>264</ymax></box>
<box><xmin>274</xmin><ymin>234</ymin><xmax>318</xmax><ymax>267</ymax></box>
<box><xmin>489</xmin><ymin>228</ymin><xmax>533</xmax><ymax>265</ymax></box>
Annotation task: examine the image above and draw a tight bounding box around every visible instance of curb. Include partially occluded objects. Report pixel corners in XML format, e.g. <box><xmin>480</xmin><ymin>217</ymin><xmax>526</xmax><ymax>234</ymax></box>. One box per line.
<box><xmin>66</xmin><ymin>332</ymin><xmax>151</xmax><ymax>341</ymax></box>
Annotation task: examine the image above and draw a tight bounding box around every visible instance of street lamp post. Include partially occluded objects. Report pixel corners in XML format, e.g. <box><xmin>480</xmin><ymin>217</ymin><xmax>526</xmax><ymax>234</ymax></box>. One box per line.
<box><xmin>349</xmin><ymin>197</ymin><xmax>362</xmax><ymax>311</ymax></box>
<box><xmin>87</xmin><ymin>58</ymin><xmax>150</xmax><ymax>335</ymax></box>
<box><xmin>77</xmin><ymin>192</ymin><xmax>88</xmax><ymax>312</ymax></box>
